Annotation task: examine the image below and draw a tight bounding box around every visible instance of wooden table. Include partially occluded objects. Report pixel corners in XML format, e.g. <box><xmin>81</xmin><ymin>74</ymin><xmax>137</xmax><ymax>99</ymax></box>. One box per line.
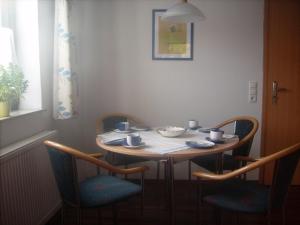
<box><xmin>96</xmin><ymin>131</ymin><xmax>239</xmax><ymax>225</ymax></box>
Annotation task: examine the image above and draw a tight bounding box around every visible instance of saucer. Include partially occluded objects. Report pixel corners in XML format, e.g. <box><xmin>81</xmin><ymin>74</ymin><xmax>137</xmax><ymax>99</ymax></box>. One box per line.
<box><xmin>113</xmin><ymin>129</ymin><xmax>132</xmax><ymax>133</ymax></box>
<box><xmin>122</xmin><ymin>142</ymin><xmax>146</xmax><ymax>149</ymax></box>
<box><xmin>206</xmin><ymin>137</ymin><xmax>225</xmax><ymax>144</ymax></box>
<box><xmin>186</xmin><ymin>140</ymin><xmax>215</xmax><ymax>149</ymax></box>
<box><xmin>188</xmin><ymin>126</ymin><xmax>202</xmax><ymax>130</ymax></box>
<box><xmin>198</xmin><ymin>127</ymin><xmax>214</xmax><ymax>133</ymax></box>
<box><xmin>131</xmin><ymin>126</ymin><xmax>151</xmax><ymax>131</ymax></box>
<box><xmin>223</xmin><ymin>134</ymin><xmax>237</xmax><ymax>139</ymax></box>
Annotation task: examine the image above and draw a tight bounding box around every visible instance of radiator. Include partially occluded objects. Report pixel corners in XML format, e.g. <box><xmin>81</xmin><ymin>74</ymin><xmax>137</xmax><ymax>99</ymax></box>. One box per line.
<box><xmin>0</xmin><ymin>130</ymin><xmax>61</xmax><ymax>225</ymax></box>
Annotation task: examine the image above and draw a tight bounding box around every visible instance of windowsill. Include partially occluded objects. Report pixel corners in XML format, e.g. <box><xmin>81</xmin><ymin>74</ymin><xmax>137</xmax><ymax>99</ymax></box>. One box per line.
<box><xmin>0</xmin><ymin>109</ymin><xmax>45</xmax><ymax>122</ymax></box>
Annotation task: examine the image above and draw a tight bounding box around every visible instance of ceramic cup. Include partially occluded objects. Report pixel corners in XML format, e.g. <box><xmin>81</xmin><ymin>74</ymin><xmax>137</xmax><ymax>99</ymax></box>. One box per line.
<box><xmin>188</xmin><ymin>120</ymin><xmax>199</xmax><ymax>129</ymax></box>
<box><xmin>126</xmin><ymin>133</ymin><xmax>142</xmax><ymax>146</ymax></box>
<box><xmin>116</xmin><ymin>121</ymin><xmax>130</xmax><ymax>131</ymax></box>
<box><xmin>210</xmin><ymin>128</ymin><xmax>224</xmax><ymax>141</ymax></box>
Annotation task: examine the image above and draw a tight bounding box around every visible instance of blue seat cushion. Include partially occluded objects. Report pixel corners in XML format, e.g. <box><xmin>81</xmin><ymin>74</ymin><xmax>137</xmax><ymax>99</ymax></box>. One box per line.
<box><xmin>191</xmin><ymin>154</ymin><xmax>238</xmax><ymax>172</ymax></box>
<box><xmin>203</xmin><ymin>179</ymin><xmax>269</xmax><ymax>213</ymax></box>
<box><xmin>80</xmin><ymin>175</ymin><xmax>142</xmax><ymax>208</ymax></box>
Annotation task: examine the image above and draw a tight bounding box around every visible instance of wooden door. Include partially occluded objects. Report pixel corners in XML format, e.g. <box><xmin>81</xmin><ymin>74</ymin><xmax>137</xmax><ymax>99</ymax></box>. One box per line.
<box><xmin>261</xmin><ymin>0</ymin><xmax>300</xmax><ymax>184</ymax></box>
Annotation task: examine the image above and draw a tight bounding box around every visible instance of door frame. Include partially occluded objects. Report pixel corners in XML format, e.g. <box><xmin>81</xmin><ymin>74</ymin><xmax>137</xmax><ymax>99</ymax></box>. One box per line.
<box><xmin>260</xmin><ymin>0</ymin><xmax>271</xmax><ymax>182</ymax></box>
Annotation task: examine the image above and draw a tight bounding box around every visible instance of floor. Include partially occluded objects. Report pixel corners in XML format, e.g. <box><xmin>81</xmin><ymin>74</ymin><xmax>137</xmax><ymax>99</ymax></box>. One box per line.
<box><xmin>47</xmin><ymin>180</ymin><xmax>300</xmax><ymax>225</ymax></box>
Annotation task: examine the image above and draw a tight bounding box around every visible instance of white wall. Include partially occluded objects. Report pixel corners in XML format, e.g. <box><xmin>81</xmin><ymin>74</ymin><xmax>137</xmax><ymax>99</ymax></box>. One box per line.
<box><xmin>71</xmin><ymin>0</ymin><xmax>265</xmax><ymax>179</ymax></box>
<box><xmin>0</xmin><ymin>0</ymin><xmax>265</xmax><ymax>180</ymax></box>
<box><xmin>0</xmin><ymin>0</ymin><xmax>262</xmax><ymax>180</ymax></box>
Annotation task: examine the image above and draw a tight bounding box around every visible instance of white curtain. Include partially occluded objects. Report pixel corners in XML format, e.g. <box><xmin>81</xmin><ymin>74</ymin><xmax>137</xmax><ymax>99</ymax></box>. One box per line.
<box><xmin>53</xmin><ymin>0</ymin><xmax>78</xmax><ymax>119</ymax></box>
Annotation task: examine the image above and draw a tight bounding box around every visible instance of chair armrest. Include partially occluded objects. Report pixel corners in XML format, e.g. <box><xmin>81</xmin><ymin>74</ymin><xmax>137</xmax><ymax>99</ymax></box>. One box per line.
<box><xmin>44</xmin><ymin>140</ymin><xmax>148</xmax><ymax>175</ymax></box>
<box><xmin>109</xmin><ymin>164</ymin><xmax>149</xmax><ymax>175</ymax></box>
<box><xmin>193</xmin><ymin>166</ymin><xmax>252</xmax><ymax>181</ymax></box>
<box><xmin>193</xmin><ymin>143</ymin><xmax>300</xmax><ymax>181</ymax></box>
<box><xmin>193</xmin><ymin>157</ymin><xmax>264</xmax><ymax>181</ymax></box>
<box><xmin>234</xmin><ymin>155</ymin><xmax>257</xmax><ymax>163</ymax></box>
<box><xmin>88</xmin><ymin>153</ymin><xmax>103</xmax><ymax>158</ymax></box>
<box><xmin>82</xmin><ymin>156</ymin><xmax>149</xmax><ymax>175</ymax></box>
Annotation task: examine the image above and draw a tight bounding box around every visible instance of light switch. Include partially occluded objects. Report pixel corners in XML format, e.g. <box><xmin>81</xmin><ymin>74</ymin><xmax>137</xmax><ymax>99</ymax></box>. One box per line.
<box><xmin>249</xmin><ymin>81</ymin><xmax>257</xmax><ymax>103</ymax></box>
<box><xmin>249</xmin><ymin>81</ymin><xmax>257</xmax><ymax>88</ymax></box>
<box><xmin>249</xmin><ymin>89</ymin><xmax>257</xmax><ymax>95</ymax></box>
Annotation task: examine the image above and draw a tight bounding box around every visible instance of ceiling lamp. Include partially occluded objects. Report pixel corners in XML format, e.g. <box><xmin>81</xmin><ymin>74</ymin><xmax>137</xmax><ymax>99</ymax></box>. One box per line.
<box><xmin>161</xmin><ymin>0</ymin><xmax>205</xmax><ymax>23</ymax></box>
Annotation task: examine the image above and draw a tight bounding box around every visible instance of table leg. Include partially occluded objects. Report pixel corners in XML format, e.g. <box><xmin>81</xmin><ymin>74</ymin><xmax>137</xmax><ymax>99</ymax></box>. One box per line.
<box><xmin>167</xmin><ymin>157</ymin><xmax>175</xmax><ymax>225</ymax></box>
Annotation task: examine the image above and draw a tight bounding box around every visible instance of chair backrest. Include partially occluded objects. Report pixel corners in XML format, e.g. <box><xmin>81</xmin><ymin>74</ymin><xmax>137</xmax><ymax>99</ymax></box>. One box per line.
<box><xmin>269</xmin><ymin>147</ymin><xmax>300</xmax><ymax>210</ymax></box>
<box><xmin>233</xmin><ymin>119</ymin><xmax>256</xmax><ymax>156</ymax></box>
<box><xmin>96</xmin><ymin>113</ymin><xmax>141</xmax><ymax>134</ymax></box>
<box><xmin>216</xmin><ymin>116</ymin><xmax>259</xmax><ymax>157</ymax></box>
<box><xmin>45</xmin><ymin>141</ymin><xmax>80</xmax><ymax>207</ymax></box>
<box><xmin>102</xmin><ymin>115</ymin><xmax>128</xmax><ymax>132</ymax></box>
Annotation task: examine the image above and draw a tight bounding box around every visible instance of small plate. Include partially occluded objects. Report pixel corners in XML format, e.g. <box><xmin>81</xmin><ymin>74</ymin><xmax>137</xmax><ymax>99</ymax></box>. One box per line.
<box><xmin>206</xmin><ymin>137</ymin><xmax>225</xmax><ymax>144</ymax></box>
<box><xmin>198</xmin><ymin>127</ymin><xmax>214</xmax><ymax>133</ymax></box>
<box><xmin>131</xmin><ymin>126</ymin><xmax>151</xmax><ymax>131</ymax></box>
<box><xmin>122</xmin><ymin>142</ymin><xmax>146</xmax><ymax>149</ymax></box>
<box><xmin>113</xmin><ymin>129</ymin><xmax>132</xmax><ymax>133</ymax></box>
<box><xmin>186</xmin><ymin>140</ymin><xmax>215</xmax><ymax>149</ymax></box>
<box><xmin>223</xmin><ymin>134</ymin><xmax>236</xmax><ymax>139</ymax></box>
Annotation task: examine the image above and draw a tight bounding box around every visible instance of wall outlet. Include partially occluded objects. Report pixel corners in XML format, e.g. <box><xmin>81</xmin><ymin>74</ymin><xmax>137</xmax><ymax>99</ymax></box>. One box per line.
<box><xmin>248</xmin><ymin>81</ymin><xmax>258</xmax><ymax>103</ymax></box>
<box><xmin>249</xmin><ymin>95</ymin><xmax>257</xmax><ymax>103</ymax></box>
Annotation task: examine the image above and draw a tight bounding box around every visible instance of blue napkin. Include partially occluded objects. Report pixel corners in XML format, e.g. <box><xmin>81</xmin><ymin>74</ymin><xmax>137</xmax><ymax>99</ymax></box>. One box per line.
<box><xmin>186</xmin><ymin>141</ymin><xmax>214</xmax><ymax>149</ymax></box>
<box><xmin>103</xmin><ymin>138</ymin><xmax>125</xmax><ymax>146</ymax></box>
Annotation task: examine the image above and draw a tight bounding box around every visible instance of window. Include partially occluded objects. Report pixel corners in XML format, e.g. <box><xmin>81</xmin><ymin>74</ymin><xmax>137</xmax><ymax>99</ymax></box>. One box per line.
<box><xmin>0</xmin><ymin>28</ymin><xmax>17</xmax><ymax>65</ymax></box>
<box><xmin>0</xmin><ymin>0</ymin><xmax>42</xmax><ymax>116</ymax></box>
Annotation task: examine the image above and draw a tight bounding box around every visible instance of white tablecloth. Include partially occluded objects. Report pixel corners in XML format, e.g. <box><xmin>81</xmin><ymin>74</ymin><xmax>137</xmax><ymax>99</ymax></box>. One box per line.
<box><xmin>98</xmin><ymin>130</ymin><xmax>234</xmax><ymax>154</ymax></box>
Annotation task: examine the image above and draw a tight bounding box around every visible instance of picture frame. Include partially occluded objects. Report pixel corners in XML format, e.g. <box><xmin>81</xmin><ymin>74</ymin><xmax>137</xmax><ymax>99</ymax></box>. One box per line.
<box><xmin>152</xmin><ymin>9</ymin><xmax>194</xmax><ymax>60</ymax></box>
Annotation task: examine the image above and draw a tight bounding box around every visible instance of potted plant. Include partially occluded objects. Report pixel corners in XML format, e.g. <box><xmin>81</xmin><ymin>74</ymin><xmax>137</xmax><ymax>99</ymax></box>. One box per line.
<box><xmin>0</xmin><ymin>63</ymin><xmax>28</xmax><ymax>118</ymax></box>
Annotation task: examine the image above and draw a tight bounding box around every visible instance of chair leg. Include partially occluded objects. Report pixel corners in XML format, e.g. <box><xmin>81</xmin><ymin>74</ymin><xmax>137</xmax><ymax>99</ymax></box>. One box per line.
<box><xmin>235</xmin><ymin>212</ymin><xmax>240</xmax><ymax>225</ymax></box>
<box><xmin>60</xmin><ymin>204</ymin><xmax>64</xmax><ymax>225</ymax></box>
<box><xmin>266</xmin><ymin>211</ymin><xmax>271</xmax><ymax>225</ymax></box>
<box><xmin>282</xmin><ymin>207</ymin><xmax>286</xmax><ymax>225</ymax></box>
<box><xmin>76</xmin><ymin>207</ymin><xmax>82</xmax><ymax>225</ymax></box>
<box><xmin>214</xmin><ymin>207</ymin><xmax>222</xmax><ymax>225</ymax></box>
<box><xmin>157</xmin><ymin>160</ymin><xmax>160</xmax><ymax>180</ymax></box>
<box><xmin>196</xmin><ymin>179</ymin><xmax>202</xmax><ymax>225</ymax></box>
<box><xmin>97</xmin><ymin>167</ymin><xmax>101</xmax><ymax>175</ymax></box>
<box><xmin>216</xmin><ymin>153</ymin><xmax>224</xmax><ymax>174</ymax></box>
<box><xmin>98</xmin><ymin>208</ymin><xmax>102</xmax><ymax>225</ymax></box>
<box><xmin>188</xmin><ymin>160</ymin><xmax>192</xmax><ymax>181</ymax></box>
<box><xmin>112</xmin><ymin>204</ymin><xmax>118</xmax><ymax>225</ymax></box>
<box><xmin>125</xmin><ymin>164</ymin><xmax>128</xmax><ymax>179</ymax></box>
<box><xmin>141</xmin><ymin>172</ymin><xmax>145</xmax><ymax>216</ymax></box>
<box><xmin>108</xmin><ymin>152</ymin><xmax>114</xmax><ymax>176</ymax></box>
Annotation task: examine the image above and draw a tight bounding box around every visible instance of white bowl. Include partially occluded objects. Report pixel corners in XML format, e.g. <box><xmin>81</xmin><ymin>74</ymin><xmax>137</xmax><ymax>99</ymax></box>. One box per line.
<box><xmin>157</xmin><ymin>126</ymin><xmax>186</xmax><ymax>138</ymax></box>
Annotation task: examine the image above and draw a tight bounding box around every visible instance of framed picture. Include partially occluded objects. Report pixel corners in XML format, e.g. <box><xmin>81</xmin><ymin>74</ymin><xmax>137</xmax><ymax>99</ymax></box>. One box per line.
<box><xmin>152</xmin><ymin>9</ymin><xmax>194</xmax><ymax>60</ymax></box>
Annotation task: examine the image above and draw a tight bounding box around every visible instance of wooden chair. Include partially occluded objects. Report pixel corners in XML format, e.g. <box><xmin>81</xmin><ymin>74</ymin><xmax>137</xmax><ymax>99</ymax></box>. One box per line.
<box><xmin>44</xmin><ymin>140</ymin><xmax>148</xmax><ymax>225</ymax></box>
<box><xmin>193</xmin><ymin>143</ymin><xmax>300</xmax><ymax>225</ymax></box>
<box><xmin>96</xmin><ymin>113</ymin><xmax>161</xmax><ymax>179</ymax></box>
<box><xmin>189</xmin><ymin>116</ymin><xmax>259</xmax><ymax>179</ymax></box>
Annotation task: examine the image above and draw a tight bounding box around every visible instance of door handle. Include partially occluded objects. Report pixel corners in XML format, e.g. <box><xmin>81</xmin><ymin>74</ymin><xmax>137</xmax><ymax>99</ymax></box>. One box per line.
<box><xmin>272</xmin><ymin>81</ymin><xmax>287</xmax><ymax>104</ymax></box>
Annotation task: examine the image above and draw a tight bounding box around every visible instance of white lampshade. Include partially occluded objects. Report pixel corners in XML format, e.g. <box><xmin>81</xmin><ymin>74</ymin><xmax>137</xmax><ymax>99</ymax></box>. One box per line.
<box><xmin>161</xmin><ymin>0</ymin><xmax>205</xmax><ymax>23</ymax></box>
